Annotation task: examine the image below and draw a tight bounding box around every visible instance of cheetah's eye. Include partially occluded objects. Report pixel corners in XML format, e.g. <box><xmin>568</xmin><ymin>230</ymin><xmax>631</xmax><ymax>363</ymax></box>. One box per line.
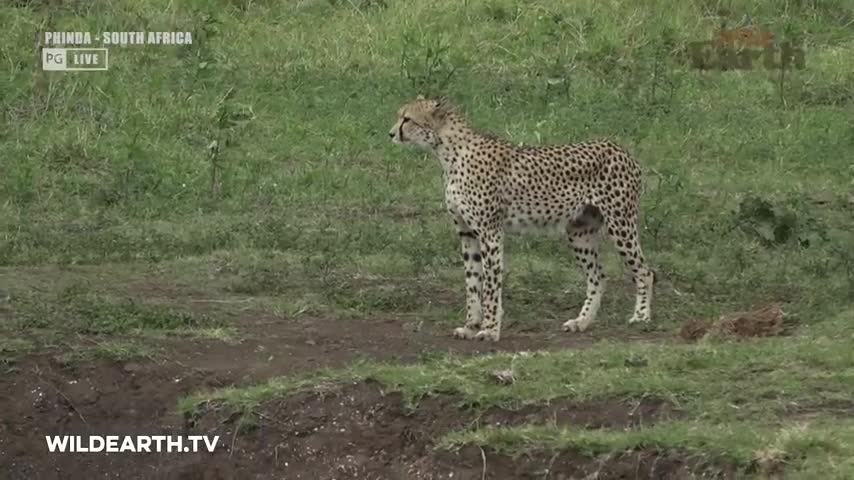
<box><xmin>401</xmin><ymin>116</ymin><xmax>411</xmax><ymax>124</ymax></box>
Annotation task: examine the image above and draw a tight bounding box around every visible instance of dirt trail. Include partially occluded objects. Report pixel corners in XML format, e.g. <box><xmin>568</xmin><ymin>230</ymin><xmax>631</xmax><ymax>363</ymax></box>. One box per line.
<box><xmin>0</xmin><ymin>265</ymin><xmax>681</xmax><ymax>479</ymax></box>
<box><xmin>0</xmin><ymin>310</ymin><xmax>684</xmax><ymax>479</ymax></box>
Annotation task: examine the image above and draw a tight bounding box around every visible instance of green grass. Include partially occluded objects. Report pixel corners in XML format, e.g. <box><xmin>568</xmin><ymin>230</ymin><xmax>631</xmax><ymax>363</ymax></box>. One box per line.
<box><xmin>440</xmin><ymin>420</ymin><xmax>854</xmax><ymax>478</ymax></box>
<box><xmin>10</xmin><ymin>288</ymin><xmax>225</xmax><ymax>335</ymax></box>
<box><xmin>2</xmin><ymin>0</ymin><xmax>854</xmax><ymax>477</ymax></box>
<box><xmin>2</xmin><ymin>284</ymin><xmax>232</xmax><ymax>361</ymax></box>
<box><xmin>52</xmin><ymin>338</ymin><xmax>158</xmax><ymax>364</ymax></box>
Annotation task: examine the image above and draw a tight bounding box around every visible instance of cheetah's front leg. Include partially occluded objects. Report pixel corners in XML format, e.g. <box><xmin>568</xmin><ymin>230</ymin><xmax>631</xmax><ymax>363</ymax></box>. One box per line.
<box><xmin>473</xmin><ymin>228</ymin><xmax>504</xmax><ymax>341</ymax></box>
<box><xmin>453</xmin><ymin>226</ymin><xmax>484</xmax><ymax>340</ymax></box>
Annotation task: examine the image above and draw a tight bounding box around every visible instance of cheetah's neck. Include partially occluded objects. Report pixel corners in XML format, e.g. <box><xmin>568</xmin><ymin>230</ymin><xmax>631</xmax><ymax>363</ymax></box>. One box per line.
<box><xmin>433</xmin><ymin>114</ymin><xmax>509</xmax><ymax>174</ymax></box>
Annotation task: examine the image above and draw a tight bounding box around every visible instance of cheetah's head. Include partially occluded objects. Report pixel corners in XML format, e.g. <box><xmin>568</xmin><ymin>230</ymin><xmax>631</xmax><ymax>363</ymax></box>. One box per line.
<box><xmin>389</xmin><ymin>95</ymin><xmax>456</xmax><ymax>150</ymax></box>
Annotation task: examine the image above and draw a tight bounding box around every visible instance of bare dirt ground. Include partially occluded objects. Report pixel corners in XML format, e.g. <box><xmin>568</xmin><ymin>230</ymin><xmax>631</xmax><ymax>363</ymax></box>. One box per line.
<box><xmin>0</xmin><ymin>273</ymin><xmax>715</xmax><ymax>480</ymax></box>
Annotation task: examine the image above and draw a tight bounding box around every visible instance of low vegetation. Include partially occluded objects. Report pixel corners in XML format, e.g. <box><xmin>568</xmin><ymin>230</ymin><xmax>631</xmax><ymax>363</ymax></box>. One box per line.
<box><xmin>2</xmin><ymin>0</ymin><xmax>852</xmax><ymax>478</ymax></box>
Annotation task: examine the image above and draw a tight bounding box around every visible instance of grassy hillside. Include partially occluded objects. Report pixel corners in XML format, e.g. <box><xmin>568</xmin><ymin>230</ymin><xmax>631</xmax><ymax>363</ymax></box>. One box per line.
<box><xmin>3</xmin><ymin>0</ymin><xmax>853</xmax><ymax>323</ymax></box>
<box><xmin>2</xmin><ymin>0</ymin><xmax>853</xmax><ymax>478</ymax></box>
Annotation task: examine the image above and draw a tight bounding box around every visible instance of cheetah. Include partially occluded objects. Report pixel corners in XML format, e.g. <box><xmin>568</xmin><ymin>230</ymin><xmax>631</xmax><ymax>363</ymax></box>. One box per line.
<box><xmin>388</xmin><ymin>96</ymin><xmax>654</xmax><ymax>341</ymax></box>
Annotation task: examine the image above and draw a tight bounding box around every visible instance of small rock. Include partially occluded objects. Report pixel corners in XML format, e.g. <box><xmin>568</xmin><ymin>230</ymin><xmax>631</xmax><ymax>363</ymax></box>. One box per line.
<box><xmin>50</xmin><ymin>355</ymin><xmax>74</xmax><ymax>369</ymax></box>
<box><xmin>716</xmin><ymin>303</ymin><xmax>785</xmax><ymax>338</ymax></box>
<box><xmin>679</xmin><ymin>303</ymin><xmax>785</xmax><ymax>342</ymax></box>
<box><xmin>624</xmin><ymin>356</ymin><xmax>648</xmax><ymax>368</ymax></box>
<box><xmin>489</xmin><ymin>369</ymin><xmax>515</xmax><ymax>385</ymax></box>
<box><xmin>123</xmin><ymin>362</ymin><xmax>142</xmax><ymax>374</ymax></box>
<box><xmin>31</xmin><ymin>387</ymin><xmax>48</xmax><ymax>411</ymax></box>
<box><xmin>808</xmin><ymin>192</ymin><xmax>835</xmax><ymax>205</ymax></box>
<box><xmin>65</xmin><ymin>379</ymin><xmax>99</xmax><ymax>405</ymax></box>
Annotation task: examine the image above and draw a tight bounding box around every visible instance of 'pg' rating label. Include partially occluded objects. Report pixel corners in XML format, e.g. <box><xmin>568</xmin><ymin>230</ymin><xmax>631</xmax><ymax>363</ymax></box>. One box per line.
<box><xmin>42</xmin><ymin>48</ymin><xmax>109</xmax><ymax>71</ymax></box>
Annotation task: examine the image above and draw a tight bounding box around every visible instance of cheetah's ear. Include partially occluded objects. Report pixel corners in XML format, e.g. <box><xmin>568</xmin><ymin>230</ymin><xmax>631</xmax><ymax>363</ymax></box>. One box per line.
<box><xmin>415</xmin><ymin>94</ymin><xmax>425</xmax><ymax>100</ymax></box>
<box><xmin>431</xmin><ymin>96</ymin><xmax>456</xmax><ymax>124</ymax></box>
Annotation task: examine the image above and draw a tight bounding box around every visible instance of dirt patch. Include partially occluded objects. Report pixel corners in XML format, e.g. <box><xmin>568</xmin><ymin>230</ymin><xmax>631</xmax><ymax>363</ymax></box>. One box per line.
<box><xmin>174</xmin><ymin>381</ymin><xmax>705</xmax><ymax>480</ymax></box>
<box><xmin>0</xmin><ymin>313</ymin><xmax>672</xmax><ymax>480</ymax></box>
<box><xmin>680</xmin><ymin>303</ymin><xmax>786</xmax><ymax>342</ymax></box>
<box><xmin>2</xmin><ymin>366</ymin><xmax>704</xmax><ymax>479</ymax></box>
<box><xmin>1</xmin><ymin>356</ymin><xmax>232</xmax><ymax>480</ymax></box>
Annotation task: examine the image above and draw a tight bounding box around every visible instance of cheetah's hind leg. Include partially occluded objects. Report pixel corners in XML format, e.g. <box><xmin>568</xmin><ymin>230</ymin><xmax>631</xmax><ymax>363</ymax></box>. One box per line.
<box><xmin>563</xmin><ymin>205</ymin><xmax>606</xmax><ymax>333</ymax></box>
<box><xmin>604</xmin><ymin>208</ymin><xmax>654</xmax><ymax>325</ymax></box>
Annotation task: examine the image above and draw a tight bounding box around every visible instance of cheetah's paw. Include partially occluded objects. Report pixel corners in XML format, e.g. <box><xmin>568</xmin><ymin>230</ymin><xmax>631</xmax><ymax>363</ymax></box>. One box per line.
<box><xmin>474</xmin><ymin>329</ymin><xmax>500</xmax><ymax>342</ymax></box>
<box><xmin>562</xmin><ymin>318</ymin><xmax>590</xmax><ymax>333</ymax></box>
<box><xmin>628</xmin><ymin>314</ymin><xmax>650</xmax><ymax>325</ymax></box>
<box><xmin>453</xmin><ymin>327</ymin><xmax>478</xmax><ymax>339</ymax></box>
